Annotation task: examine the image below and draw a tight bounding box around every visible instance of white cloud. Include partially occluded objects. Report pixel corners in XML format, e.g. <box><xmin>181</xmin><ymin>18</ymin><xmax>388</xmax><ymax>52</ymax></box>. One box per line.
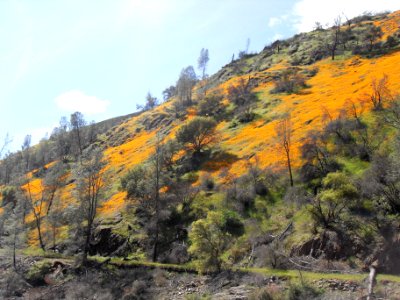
<box><xmin>292</xmin><ymin>0</ymin><xmax>399</xmax><ymax>32</ymax></box>
<box><xmin>268</xmin><ymin>17</ymin><xmax>281</xmax><ymax>28</ymax></box>
<box><xmin>268</xmin><ymin>15</ymin><xmax>289</xmax><ymax>28</ymax></box>
<box><xmin>55</xmin><ymin>90</ymin><xmax>110</xmax><ymax>115</ymax></box>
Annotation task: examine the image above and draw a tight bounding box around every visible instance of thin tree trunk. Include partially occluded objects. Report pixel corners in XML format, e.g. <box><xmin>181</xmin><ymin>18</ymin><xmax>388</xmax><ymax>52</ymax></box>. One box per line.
<box><xmin>36</xmin><ymin>218</ymin><xmax>46</xmax><ymax>251</ymax></box>
<box><xmin>367</xmin><ymin>262</ymin><xmax>378</xmax><ymax>300</ymax></box>
<box><xmin>13</xmin><ymin>228</ymin><xmax>17</xmax><ymax>272</ymax></box>
<box><xmin>83</xmin><ymin>222</ymin><xmax>92</xmax><ymax>264</ymax></box>
<box><xmin>286</xmin><ymin>150</ymin><xmax>294</xmax><ymax>187</ymax></box>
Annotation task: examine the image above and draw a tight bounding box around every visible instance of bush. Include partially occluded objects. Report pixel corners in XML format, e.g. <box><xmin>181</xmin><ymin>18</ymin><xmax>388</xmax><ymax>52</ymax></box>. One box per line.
<box><xmin>285</xmin><ymin>283</ymin><xmax>321</xmax><ymax>300</ymax></box>
<box><xmin>256</xmin><ymin>241</ymin><xmax>287</xmax><ymax>269</ymax></box>
<box><xmin>201</xmin><ymin>173</ymin><xmax>215</xmax><ymax>191</ymax></box>
<box><xmin>249</xmin><ymin>287</ymin><xmax>274</xmax><ymax>300</ymax></box>
<box><xmin>197</xmin><ymin>93</ymin><xmax>226</xmax><ymax>120</ymax></box>
<box><xmin>1</xmin><ymin>186</ymin><xmax>17</xmax><ymax>207</ymax></box>
<box><xmin>26</xmin><ymin>260</ymin><xmax>53</xmax><ymax>286</ymax></box>
<box><xmin>385</xmin><ymin>35</ymin><xmax>399</xmax><ymax>48</ymax></box>
<box><xmin>270</xmin><ymin>69</ymin><xmax>307</xmax><ymax>94</ymax></box>
<box><xmin>176</xmin><ymin>117</ymin><xmax>218</xmax><ymax>153</ymax></box>
<box><xmin>188</xmin><ymin>211</ymin><xmax>244</xmax><ymax>272</ymax></box>
<box><xmin>237</xmin><ymin>111</ymin><xmax>256</xmax><ymax>123</ymax></box>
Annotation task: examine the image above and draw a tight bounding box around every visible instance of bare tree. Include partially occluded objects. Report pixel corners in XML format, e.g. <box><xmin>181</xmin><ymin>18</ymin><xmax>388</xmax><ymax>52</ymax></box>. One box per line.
<box><xmin>198</xmin><ymin>48</ymin><xmax>209</xmax><ymax>80</ymax></box>
<box><xmin>70</xmin><ymin>111</ymin><xmax>86</xmax><ymax>157</ymax></box>
<box><xmin>0</xmin><ymin>133</ymin><xmax>12</xmax><ymax>159</ymax></box>
<box><xmin>325</xmin><ymin>16</ymin><xmax>341</xmax><ymax>60</ymax></box>
<box><xmin>74</xmin><ymin>148</ymin><xmax>107</xmax><ymax>264</ymax></box>
<box><xmin>162</xmin><ymin>85</ymin><xmax>176</xmax><ymax>101</ymax></box>
<box><xmin>368</xmin><ymin>74</ymin><xmax>391</xmax><ymax>110</ymax></box>
<box><xmin>364</xmin><ymin>24</ymin><xmax>383</xmax><ymax>52</ymax></box>
<box><xmin>21</xmin><ymin>135</ymin><xmax>31</xmax><ymax>171</ymax></box>
<box><xmin>275</xmin><ymin>114</ymin><xmax>294</xmax><ymax>187</ymax></box>
<box><xmin>21</xmin><ymin>162</ymin><xmax>65</xmax><ymax>251</ymax></box>
<box><xmin>145</xmin><ymin>92</ymin><xmax>158</xmax><ymax>110</ymax></box>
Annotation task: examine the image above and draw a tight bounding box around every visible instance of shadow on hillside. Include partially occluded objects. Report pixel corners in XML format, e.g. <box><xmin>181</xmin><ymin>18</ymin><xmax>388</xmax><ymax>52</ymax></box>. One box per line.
<box><xmin>202</xmin><ymin>151</ymin><xmax>239</xmax><ymax>172</ymax></box>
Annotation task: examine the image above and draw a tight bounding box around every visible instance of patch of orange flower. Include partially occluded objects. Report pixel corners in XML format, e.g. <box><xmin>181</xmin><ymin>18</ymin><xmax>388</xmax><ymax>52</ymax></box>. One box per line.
<box><xmin>98</xmin><ymin>191</ymin><xmax>127</xmax><ymax>216</ymax></box>
<box><xmin>375</xmin><ymin>10</ymin><xmax>400</xmax><ymax>39</ymax></box>
<box><xmin>215</xmin><ymin>51</ymin><xmax>400</xmax><ymax>176</ymax></box>
<box><xmin>105</xmin><ymin>130</ymin><xmax>157</xmax><ymax>173</ymax></box>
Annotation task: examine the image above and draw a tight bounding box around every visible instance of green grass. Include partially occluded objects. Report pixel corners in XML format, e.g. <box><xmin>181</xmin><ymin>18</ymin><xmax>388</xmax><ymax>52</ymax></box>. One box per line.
<box><xmin>244</xmin><ymin>266</ymin><xmax>400</xmax><ymax>284</ymax></box>
<box><xmin>14</xmin><ymin>250</ymin><xmax>400</xmax><ymax>286</ymax></box>
<box><xmin>337</xmin><ymin>157</ymin><xmax>369</xmax><ymax>176</ymax></box>
<box><xmin>91</xmin><ymin>256</ymin><xmax>400</xmax><ymax>284</ymax></box>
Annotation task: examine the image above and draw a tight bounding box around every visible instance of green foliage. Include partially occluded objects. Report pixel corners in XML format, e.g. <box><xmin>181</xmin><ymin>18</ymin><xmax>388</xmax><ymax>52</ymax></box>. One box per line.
<box><xmin>188</xmin><ymin>210</ymin><xmax>243</xmax><ymax>272</ymax></box>
<box><xmin>270</xmin><ymin>69</ymin><xmax>307</xmax><ymax>94</ymax></box>
<box><xmin>1</xmin><ymin>186</ymin><xmax>17</xmax><ymax>207</ymax></box>
<box><xmin>26</xmin><ymin>260</ymin><xmax>53</xmax><ymax>285</ymax></box>
<box><xmin>197</xmin><ymin>93</ymin><xmax>226</xmax><ymax>120</ymax></box>
<box><xmin>176</xmin><ymin>117</ymin><xmax>218</xmax><ymax>153</ymax></box>
<box><xmin>285</xmin><ymin>283</ymin><xmax>321</xmax><ymax>300</ymax></box>
<box><xmin>309</xmin><ymin>172</ymin><xmax>358</xmax><ymax>229</ymax></box>
<box><xmin>121</xmin><ymin>165</ymin><xmax>148</xmax><ymax>200</ymax></box>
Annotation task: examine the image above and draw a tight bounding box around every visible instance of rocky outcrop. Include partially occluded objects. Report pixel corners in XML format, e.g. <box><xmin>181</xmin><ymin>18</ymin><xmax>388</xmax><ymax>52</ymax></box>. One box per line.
<box><xmin>291</xmin><ymin>230</ymin><xmax>357</xmax><ymax>260</ymax></box>
<box><xmin>89</xmin><ymin>227</ymin><xmax>129</xmax><ymax>256</ymax></box>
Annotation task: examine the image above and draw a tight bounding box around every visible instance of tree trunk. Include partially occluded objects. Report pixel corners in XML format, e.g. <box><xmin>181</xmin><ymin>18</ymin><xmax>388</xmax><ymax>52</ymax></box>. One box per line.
<box><xmin>83</xmin><ymin>223</ymin><xmax>92</xmax><ymax>264</ymax></box>
<box><xmin>367</xmin><ymin>262</ymin><xmax>378</xmax><ymax>300</ymax></box>
<box><xmin>36</xmin><ymin>219</ymin><xmax>46</xmax><ymax>252</ymax></box>
<box><xmin>286</xmin><ymin>151</ymin><xmax>294</xmax><ymax>187</ymax></box>
<box><xmin>13</xmin><ymin>228</ymin><xmax>17</xmax><ymax>272</ymax></box>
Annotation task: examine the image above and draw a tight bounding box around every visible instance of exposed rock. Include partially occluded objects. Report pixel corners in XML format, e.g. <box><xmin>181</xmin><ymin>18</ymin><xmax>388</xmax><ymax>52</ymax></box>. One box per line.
<box><xmin>89</xmin><ymin>227</ymin><xmax>127</xmax><ymax>256</ymax></box>
<box><xmin>291</xmin><ymin>230</ymin><xmax>356</xmax><ymax>260</ymax></box>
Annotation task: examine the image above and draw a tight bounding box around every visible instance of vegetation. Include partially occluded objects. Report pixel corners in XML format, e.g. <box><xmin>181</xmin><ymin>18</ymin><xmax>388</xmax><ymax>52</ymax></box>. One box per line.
<box><xmin>1</xmin><ymin>9</ymin><xmax>400</xmax><ymax>299</ymax></box>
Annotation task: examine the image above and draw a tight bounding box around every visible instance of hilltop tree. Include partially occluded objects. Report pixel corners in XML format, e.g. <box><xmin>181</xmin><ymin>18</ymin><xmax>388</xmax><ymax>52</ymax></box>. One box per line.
<box><xmin>0</xmin><ymin>133</ymin><xmax>11</xmax><ymax>159</ymax></box>
<box><xmin>139</xmin><ymin>92</ymin><xmax>159</xmax><ymax>111</ymax></box>
<box><xmin>21</xmin><ymin>134</ymin><xmax>32</xmax><ymax>171</ymax></box>
<box><xmin>50</xmin><ymin>116</ymin><xmax>71</xmax><ymax>161</ymax></box>
<box><xmin>275</xmin><ymin>114</ymin><xmax>294</xmax><ymax>187</ymax></box>
<box><xmin>70</xmin><ymin>111</ymin><xmax>86</xmax><ymax>157</ymax></box>
<box><xmin>176</xmin><ymin>117</ymin><xmax>218</xmax><ymax>154</ymax></box>
<box><xmin>162</xmin><ymin>85</ymin><xmax>176</xmax><ymax>101</ymax></box>
<box><xmin>176</xmin><ymin>66</ymin><xmax>197</xmax><ymax>108</ymax></box>
<box><xmin>198</xmin><ymin>48</ymin><xmax>209</xmax><ymax>80</ymax></box>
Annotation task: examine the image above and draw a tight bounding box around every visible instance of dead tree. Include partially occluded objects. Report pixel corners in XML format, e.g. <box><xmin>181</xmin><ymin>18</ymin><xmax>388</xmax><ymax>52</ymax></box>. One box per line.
<box><xmin>275</xmin><ymin>114</ymin><xmax>294</xmax><ymax>187</ymax></box>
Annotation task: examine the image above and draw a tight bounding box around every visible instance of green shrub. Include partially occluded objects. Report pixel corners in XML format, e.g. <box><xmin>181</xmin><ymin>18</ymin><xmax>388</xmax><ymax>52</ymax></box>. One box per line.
<box><xmin>26</xmin><ymin>260</ymin><xmax>53</xmax><ymax>285</ymax></box>
<box><xmin>285</xmin><ymin>283</ymin><xmax>321</xmax><ymax>300</ymax></box>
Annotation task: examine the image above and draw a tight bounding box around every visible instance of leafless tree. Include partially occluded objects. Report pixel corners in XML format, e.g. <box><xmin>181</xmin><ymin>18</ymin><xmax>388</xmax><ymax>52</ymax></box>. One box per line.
<box><xmin>70</xmin><ymin>111</ymin><xmax>86</xmax><ymax>157</ymax></box>
<box><xmin>21</xmin><ymin>162</ymin><xmax>65</xmax><ymax>251</ymax></box>
<box><xmin>368</xmin><ymin>74</ymin><xmax>392</xmax><ymax>110</ymax></box>
<box><xmin>198</xmin><ymin>48</ymin><xmax>209</xmax><ymax>80</ymax></box>
<box><xmin>0</xmin><ymin>133</ymin><xmax>12</xmax><ymax>159</ymax></box>
<box><xmin>74</xmin><ymin>148</ymin><xmax>107</xmax><ymax>263</ymax></box>
<box><xmin>325</xmin><ymin>16</ymin><xmax>341</xmax><ymax>60</ymax></box>
<box><xmin>275</xmin><ymin>114</ymin><xmax>294</xmax><ymax>187</ymax></box>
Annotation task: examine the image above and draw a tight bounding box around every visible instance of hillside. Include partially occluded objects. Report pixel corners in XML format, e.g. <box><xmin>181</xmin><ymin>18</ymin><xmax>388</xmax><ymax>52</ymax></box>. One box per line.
<box><xmin>1</xmin><ymin>10</ymin><xmax>400</xmax><ymax>299</ymax></box>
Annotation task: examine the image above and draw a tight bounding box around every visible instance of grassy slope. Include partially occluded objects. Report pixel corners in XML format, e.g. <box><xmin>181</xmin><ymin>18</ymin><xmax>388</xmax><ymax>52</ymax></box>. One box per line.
<box><xmin>22</xmin><ymin>11</ymin><xmax>400</xmax><ymax>250</ymax></box>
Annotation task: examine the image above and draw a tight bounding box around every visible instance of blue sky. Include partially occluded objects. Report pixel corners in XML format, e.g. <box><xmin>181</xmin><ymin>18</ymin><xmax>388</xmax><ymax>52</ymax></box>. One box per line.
<box><xmin>0</xmin><ymin>0</ymin><xmax>398</xmax><ymax>152</ymax></box>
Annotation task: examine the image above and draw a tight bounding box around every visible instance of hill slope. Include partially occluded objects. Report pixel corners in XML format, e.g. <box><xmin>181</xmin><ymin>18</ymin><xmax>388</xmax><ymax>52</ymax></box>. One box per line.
<box><xmin>1</xmin><ymin>11</ymin><xmax>400</xmax><ymax>293</ymax></box>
